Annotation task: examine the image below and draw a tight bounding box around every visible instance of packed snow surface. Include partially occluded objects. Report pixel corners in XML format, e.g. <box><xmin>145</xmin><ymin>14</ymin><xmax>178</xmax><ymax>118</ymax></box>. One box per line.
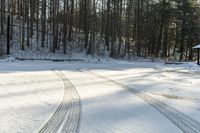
<box><xmin>0</xmin><ymin>60</ymin><xmax>199</xmax><ymax>133</ymax></box>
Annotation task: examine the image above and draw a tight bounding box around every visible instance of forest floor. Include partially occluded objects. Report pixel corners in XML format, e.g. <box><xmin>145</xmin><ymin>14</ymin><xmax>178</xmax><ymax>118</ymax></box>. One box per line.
<box><xmin>0</xmin><ymin>59</ymin><xmax>200</xmax><ymax>133</ymax></box>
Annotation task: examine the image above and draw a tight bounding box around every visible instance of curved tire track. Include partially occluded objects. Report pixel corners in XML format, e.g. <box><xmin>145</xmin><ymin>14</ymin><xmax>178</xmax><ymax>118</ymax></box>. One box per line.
<box><xmin>38</xmin><ymin>70</ymin><xmax>81</xmax><ymax>133</ymax></box>
<box><xmin>87</xmin><ymin>70</ymin><xmax>200</xmax><ymax>133</ymax></box>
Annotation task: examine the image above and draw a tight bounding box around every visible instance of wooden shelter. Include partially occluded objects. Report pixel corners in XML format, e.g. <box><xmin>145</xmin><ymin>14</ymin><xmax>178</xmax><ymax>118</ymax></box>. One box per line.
<box><xmin>193</xmin><ymin>44</ymin><xmax>200</xmax><ymax>65</ymax></box>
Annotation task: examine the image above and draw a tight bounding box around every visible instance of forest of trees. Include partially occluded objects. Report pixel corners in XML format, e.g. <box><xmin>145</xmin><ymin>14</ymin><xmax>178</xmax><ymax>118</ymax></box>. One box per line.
<box><xmin>0</xmin><ymin>0</ymin><xmax>200</xmax><ymax>60</ymax></box>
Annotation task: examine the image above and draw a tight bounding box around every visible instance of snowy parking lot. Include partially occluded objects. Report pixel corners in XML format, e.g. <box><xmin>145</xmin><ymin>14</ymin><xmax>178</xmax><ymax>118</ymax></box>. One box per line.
<box><xmin>0</xmin><ymin>61</ymin><xmax>199</xmax><ymax>133</ymax></box>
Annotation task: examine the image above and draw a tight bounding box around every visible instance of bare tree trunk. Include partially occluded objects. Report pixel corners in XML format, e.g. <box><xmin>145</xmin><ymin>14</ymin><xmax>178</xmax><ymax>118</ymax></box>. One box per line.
<box><xmin>105</xmin><ymin>0</ymin><xmax>110</xmax><ymax>51</ymax></box>
<box><xmin>63</xmin><ymin>0</ymin><xmax>68</xmax><ymax>54</ymax></box>
<box><xmin>21</xmin><ymin>0</ymin><xmax>25</xmax><ymax>50</ymax></box>
<box><xmin>1</xmin><ymin>0</ymin><xmax>5</xmax><ymax>34</ymax></box>
<box><xmin>68</xmin><ymin>0</ymin><xmax>74</xmax><ymax>42</ymax></box>
<box><xmin>7</xmin><ymin>16</ymin><xmax>10</xmax><ymax>54</ymax></box>
<box><xmin>41</xmin><ymin>0</ymin><xmax>46</xmax><ymax>47</ymax></box>
<box><xmin>26</xmin><ymin>0</ymin><xmax>30</xmax><ymax>47</ymax></box>
<box><xmin>36</xmin><ymin>0</ymin><xmax>39</xmax><ymax>50</ymax></box>
<box><xmin>84</xmin><ymin>0</ymin><xmax>89</xmax><ymax>49</ymax></box>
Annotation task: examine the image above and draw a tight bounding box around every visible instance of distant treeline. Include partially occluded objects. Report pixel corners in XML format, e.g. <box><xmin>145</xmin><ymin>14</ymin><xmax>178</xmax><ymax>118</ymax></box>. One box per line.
<box><xmin>0</xmin><ymin>0</ymin><xmax>200</xmax><ymax>60</ymax></box>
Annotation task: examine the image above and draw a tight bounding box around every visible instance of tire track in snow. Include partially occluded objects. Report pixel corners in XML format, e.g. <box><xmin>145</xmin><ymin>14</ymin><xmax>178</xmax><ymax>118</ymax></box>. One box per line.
<box><xmin>38</xmin><ymin>71</ymin><xmax>81</xmax><ymax>133</ymax></box>
<box><xmin>85</xmin><ymin>69</ymin><xmax>200</xmax><ymax>133</ymax></box>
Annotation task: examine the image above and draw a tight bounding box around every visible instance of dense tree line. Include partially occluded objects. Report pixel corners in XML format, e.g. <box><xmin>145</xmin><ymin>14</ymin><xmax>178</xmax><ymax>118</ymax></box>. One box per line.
<box><xmin>0</xmin><ymin>0</ymin><xmax>200</xmax><ymax>60</ymax></box>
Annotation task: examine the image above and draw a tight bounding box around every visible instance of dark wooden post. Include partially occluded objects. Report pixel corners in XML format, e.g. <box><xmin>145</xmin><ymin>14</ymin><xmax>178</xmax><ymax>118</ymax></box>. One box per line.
<box><xmin>7</xmin><ymin>15</ymin><xmax>10</xmax><ymax>55</ymax></box>
<box><xmin>198</xmin><ymin>49</ymin><xmax>200</xmax><ymax>65</ymax></box>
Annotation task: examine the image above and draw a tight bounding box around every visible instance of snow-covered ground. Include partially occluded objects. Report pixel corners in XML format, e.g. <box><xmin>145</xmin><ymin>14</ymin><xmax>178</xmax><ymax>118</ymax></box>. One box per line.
<box><xmin>0</xmin><ymin>60</ymin><xmax>199</xmax><ymax>133</ymax></box>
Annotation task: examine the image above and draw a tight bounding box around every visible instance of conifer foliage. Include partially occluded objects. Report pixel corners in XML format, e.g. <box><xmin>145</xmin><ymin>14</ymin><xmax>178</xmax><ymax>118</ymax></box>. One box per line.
<box><xmin>0</xmin><ymin>0</ymin><xmax>200</xmax><ymax>60</ymax></box>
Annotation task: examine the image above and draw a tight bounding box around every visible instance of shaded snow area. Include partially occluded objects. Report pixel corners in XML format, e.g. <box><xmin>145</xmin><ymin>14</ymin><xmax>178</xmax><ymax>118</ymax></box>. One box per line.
<box><xmin>0</xmin><ymin>60</ymin><xmax>199</xmax><ymax>133</ymax></box>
